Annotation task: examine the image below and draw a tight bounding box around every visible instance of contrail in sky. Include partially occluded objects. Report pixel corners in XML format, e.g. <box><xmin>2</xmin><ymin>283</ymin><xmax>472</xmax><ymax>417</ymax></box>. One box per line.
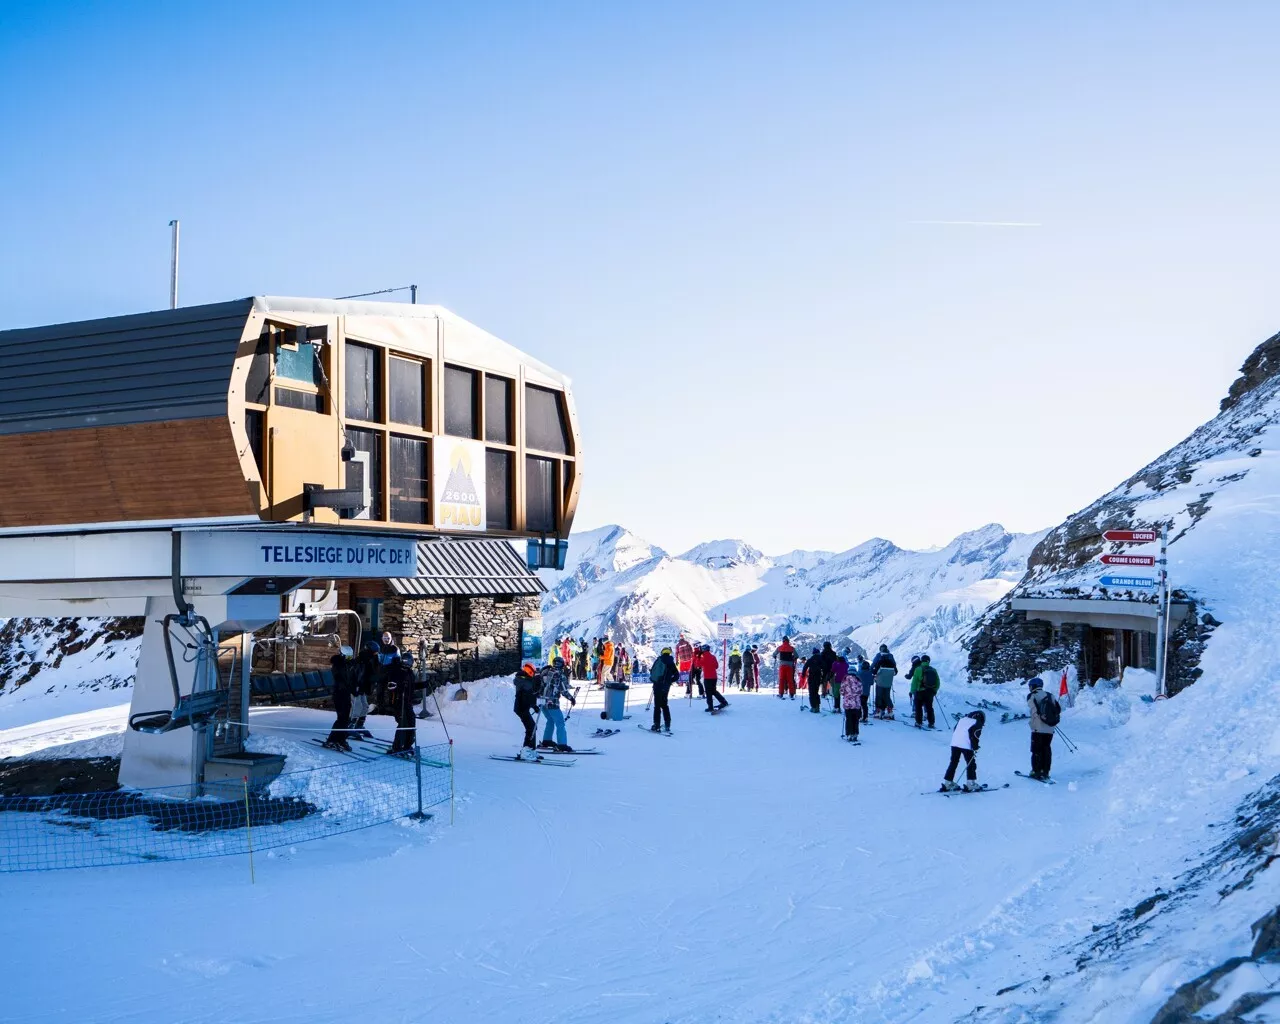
<box><xmin>908</xmin><ymin>220</ymin><xmax>1042</xmax><ymax>227</ymax></box>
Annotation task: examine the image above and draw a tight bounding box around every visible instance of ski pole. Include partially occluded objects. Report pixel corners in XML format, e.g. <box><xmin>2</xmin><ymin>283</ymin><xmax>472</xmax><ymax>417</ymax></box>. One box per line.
<box><xmin>1054</xmin><ymin>726</ymin><xmax>1078</xmax><ymax>753</ymax></box>
<box><xmin>936</xmin><ymin>697</ymin><xmax>951</xmax><ymax>731</ymax></box>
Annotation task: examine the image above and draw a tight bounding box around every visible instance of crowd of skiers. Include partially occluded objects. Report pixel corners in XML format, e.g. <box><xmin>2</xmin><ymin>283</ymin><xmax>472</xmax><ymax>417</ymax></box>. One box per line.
<box><xmin>506</xmin><ymin>632</ymin><xmax>1063</xmax><ymax>787</ymax></box>
<box><xmin>547</xmin><ymin>636</ymin><xmax>639</xmax><ymax>684</ymax></box>
<box><xmin>323</xmin><ymin>630</ymin><xmax>423</xmax><ymax>755</ymax></box>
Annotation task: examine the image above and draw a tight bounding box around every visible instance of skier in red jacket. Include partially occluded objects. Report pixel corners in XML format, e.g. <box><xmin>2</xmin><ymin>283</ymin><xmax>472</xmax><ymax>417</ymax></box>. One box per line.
<box><xmin>776</xmin><ymin>637</ymin><xmax>797</xmax><ymax>700</ymax></box>
<box><xmin>701</xmin><ymin>645</ymin><xmax>728</xmax><ymax>712</ymax></box>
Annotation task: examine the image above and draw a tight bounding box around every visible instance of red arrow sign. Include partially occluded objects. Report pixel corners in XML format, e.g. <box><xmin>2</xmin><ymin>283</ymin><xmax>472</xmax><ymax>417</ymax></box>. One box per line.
<box><xmin>1102</xmin><ymin>530</ymin><xmax>1158</xmax><ymax>544</ymax></box>
<box><xmin>1100</xmin><ymin>554</ymin><xmax>1156</xmax><ymax>566</ymax></box>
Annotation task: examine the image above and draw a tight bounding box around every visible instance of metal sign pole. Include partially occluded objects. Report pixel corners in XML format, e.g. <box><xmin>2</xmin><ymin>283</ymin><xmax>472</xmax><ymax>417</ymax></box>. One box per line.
<box><xmin>1155</xmin><ymin>525</ymin><xmax>1168</xmax><ymax>697</ymax></box>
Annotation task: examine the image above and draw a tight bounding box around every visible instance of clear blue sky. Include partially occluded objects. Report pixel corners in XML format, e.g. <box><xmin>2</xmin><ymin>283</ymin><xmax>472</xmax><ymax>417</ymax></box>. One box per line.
<box><xmin>3</xmin><ymin>1</ymin><xmax>1278</xmax><ymax>554</ymax></box>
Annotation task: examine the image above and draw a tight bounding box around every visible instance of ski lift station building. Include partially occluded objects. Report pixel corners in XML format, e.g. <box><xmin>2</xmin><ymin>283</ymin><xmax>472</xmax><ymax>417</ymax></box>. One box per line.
<box><xmin>0</xmin><ymin>297</ymin><xmax>582</xmax><ymax>790</ymax></box>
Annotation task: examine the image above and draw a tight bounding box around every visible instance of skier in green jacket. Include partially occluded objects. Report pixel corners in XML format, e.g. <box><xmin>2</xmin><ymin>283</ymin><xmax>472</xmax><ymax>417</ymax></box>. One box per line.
<box><xmin>909</xmin><ymin>654</ymin><xmax>940</xmax><ymax>729</ymax></box>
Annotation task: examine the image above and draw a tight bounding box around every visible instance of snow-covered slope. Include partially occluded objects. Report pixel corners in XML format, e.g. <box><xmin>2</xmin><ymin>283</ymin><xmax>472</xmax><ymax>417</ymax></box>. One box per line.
<box><xmin>542</xmin><ymin>522</ymin><xmax>1047</xmax><ymax>670</ymax></box>
<box><xmin>0</xmin><ymin>618</ymin><xmax>142</xmax><ymax>730</ymax></box>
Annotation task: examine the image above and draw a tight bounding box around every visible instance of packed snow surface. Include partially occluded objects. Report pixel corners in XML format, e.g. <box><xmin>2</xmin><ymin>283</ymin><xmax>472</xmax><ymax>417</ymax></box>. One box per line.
<box><xmin>4</xmin><ymin>659</ymin><xmax>1279</xmax><ymax>1022</ymax></box>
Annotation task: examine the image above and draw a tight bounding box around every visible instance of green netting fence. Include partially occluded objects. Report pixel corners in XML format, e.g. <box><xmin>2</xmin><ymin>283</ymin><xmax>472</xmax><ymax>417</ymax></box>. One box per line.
<box><xmin>0</xmin><ymin>741</ymin><xmax>452</xmax><ymax>873</ymax></box>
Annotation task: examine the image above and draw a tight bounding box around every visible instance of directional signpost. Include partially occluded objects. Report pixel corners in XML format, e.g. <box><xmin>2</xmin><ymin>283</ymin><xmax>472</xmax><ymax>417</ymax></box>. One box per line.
<box><xmin>1099</xmin><ymin>575</ymin><xmax>1156</xmax><ymax>589</ymax></box>
<box><xmin>1102</xmin><ymin>529</ymin><xmax>1158</xmax><ymax>544</ymax></box>
<box><xmin>718</xmin><ymin>617</ymin><xmax>734</xmax><ymax>677</ymax></box>
<box><xmin>1097</xmin><ymin>525</ymin><xmax>1170</xmax><ymax>697</ymax></box>
<box><xmin>1100</xmin><ymin>554</ymin><xmax>1156</xmax><ymax>567</ymax></box>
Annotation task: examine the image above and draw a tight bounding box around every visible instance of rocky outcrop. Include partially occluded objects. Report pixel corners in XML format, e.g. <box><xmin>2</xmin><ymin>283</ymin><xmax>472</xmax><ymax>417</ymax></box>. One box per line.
<box><xmin>965</xmin><ymin>328</ymin><xmax>1280</xmax><ymax>689</ymax></box>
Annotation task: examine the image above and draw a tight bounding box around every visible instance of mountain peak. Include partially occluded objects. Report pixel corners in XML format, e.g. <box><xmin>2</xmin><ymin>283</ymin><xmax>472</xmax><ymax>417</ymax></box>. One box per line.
<box><xmin>677</xmin><ymin>539</ymin><xmax>766</xmax><ymax>569</ymax></box>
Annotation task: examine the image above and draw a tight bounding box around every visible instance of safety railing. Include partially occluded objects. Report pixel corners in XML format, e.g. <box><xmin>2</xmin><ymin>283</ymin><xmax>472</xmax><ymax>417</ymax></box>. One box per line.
<box><xmin>0</xmin><ymin>742</ymin><xmax>451</xmax><ymax>873</ymax></box>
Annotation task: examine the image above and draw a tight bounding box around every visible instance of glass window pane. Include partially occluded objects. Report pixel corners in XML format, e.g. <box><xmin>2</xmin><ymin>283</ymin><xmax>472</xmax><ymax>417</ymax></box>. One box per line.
<box><xmin>274</xmin><ymin>387</ymin><xmax>324</xmax><ymax>413</ymax></box>
<box><xmin>271</xmin><ymin>340</ymin><xmax>316</xmax><ymax>384</ymax></box>
<box><xmin>346</xmin><ymin>428</ymin><xmax>383</xmax><ymax>520</ymax></box>
<box><xmin>525</xmin><ymin>455</ymin><xmax>557</xmax><ymax>533</ymax></box>
<box><xmin>344</xmin><ymin>342</ymin><xmax>381</xmax><ymax>422</ymax></box>
<box><xmin>525</xmin><ymin>385</ymin><xmax>569</xmax><ymax>454</ymax></box>
<box><xmin>486</xmin><ymin>449</ymin><xmax>511</xmax><ymax>530</ymax></box>
<box><xmin>390</xmin><ymin>436</ymin><xmax>429</xmax><ymax>524</ymax></box>
<box><xmin>484</xmin><ymin>376</ymin><xmax>512</xmax><ymax>444</ymax></box>
<box><xmin>389</xmin><ymin>357</ymin><xmax>424</xmax><ymax>428</ymax></box>
<box><xmin>444</xmin><ymin>365</ymin><xmax>477</xmax><ymax>437</ymax></box>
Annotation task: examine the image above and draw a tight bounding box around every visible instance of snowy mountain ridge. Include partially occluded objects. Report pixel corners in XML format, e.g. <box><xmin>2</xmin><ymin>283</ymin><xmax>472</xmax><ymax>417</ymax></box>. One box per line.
<box><xmin>541</xmin><ymin>521</ymin><xmax>1048</xmax><ymax>672</ymax></box>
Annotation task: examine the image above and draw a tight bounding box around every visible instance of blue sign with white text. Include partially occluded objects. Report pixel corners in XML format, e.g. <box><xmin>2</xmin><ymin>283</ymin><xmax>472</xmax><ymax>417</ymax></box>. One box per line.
<box><xmin>1100</xmin><ymin>575</ymin><xmax>1157</xmax><ymax>588</ymax></box>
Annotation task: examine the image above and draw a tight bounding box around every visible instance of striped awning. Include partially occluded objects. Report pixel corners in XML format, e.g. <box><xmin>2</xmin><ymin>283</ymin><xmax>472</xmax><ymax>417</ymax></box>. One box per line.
<box><xmin>388</xmin><ymin>539</ymin><xmax>546</xmax><ymax>598</ymax></box>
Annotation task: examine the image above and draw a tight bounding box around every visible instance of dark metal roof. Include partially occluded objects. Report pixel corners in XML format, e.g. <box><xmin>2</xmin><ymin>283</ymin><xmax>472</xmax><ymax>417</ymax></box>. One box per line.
<box><xmin>389</xmin><ymin>539</ymin><xmax>546</xmax><ymax>597</ymax></box>
<box><xmin>0</xmin><ymin>299</ymin><xmax>254</xmax><ymax>434</ymax></box>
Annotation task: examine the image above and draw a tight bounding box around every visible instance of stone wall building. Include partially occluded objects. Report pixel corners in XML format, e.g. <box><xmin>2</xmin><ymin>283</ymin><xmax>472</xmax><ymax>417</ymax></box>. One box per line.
<box><xmin>251</xmin><ymin>539</ymin><xmax>545</xmax><ymax>684</ymax></box>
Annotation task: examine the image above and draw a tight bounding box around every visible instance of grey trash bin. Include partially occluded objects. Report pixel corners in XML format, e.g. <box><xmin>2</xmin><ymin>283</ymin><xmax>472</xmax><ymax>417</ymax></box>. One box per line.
<box><xmin>603</xmin><ymin>682</ymin><xmax>629</xmax><ymax>721</ymax></box>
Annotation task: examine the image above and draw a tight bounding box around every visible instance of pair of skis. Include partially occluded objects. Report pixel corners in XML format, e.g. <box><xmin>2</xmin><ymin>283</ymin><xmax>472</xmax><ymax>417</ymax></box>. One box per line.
<box><xmin>932</xmin><ymin>783</ymin><xmax>1010</xmax><ymax>796</ymax></box>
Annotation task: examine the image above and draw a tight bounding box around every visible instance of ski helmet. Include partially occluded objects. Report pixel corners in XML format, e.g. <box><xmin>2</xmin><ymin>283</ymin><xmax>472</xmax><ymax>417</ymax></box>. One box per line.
<box><xmin>1028</xmin><ymin>677</ymin><xmax>1045</xmax><ymax>690</ymax></box>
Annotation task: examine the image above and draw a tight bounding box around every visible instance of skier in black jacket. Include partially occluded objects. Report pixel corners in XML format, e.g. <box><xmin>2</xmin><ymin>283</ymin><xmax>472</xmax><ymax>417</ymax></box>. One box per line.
<box><xmin>649</xmin><ymin>648</ymin><xmax>679</xmax><ymax>733</ymax></box>
<box><xmin>387</xmin><ymin>654</ymin><xmax>418</xmax><ymax>754</ymax></box>
<box><xmin>323</xmin><ymin>647</ymin><xmax>355</xmax><ymax>751</ymax></box>
<box><xmin>512</xmin><ymin>663</ymin><xmax>542</xmax><ymax>751</ymax></box>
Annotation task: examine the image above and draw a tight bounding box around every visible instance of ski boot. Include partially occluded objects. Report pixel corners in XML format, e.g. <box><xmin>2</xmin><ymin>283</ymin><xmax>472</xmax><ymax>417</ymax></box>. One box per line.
<box><xmin>649</xmin><ymin>724</ymin><xmax>661</xmax><ymax>732</ymax></box>
<box><xmin>962</xmin><ymin>781</ymin><xmax>982</xmax><ymax>792</ymax></box>
<box><xmin>554</xmin><ymin>744</ymin><xmax>574</xmax><ymax>754</ymax></box>
<box><xmin>939</xmin><ymin>780</ymin><xmax>960</xmax><ymax>792</ymax></box>
<box><xmin>537</xmin><ymin>740</ymin><xmax>558</xmax><ymax>751</ymax></box>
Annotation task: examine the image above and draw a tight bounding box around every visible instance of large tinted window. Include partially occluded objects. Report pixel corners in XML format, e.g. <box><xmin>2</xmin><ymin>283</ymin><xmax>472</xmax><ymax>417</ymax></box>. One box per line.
<box><xmin>485</xmin><ymin>376</ymin><xmax>512</xmax><ymax>444</ymax></box>
<box><xmin>246</xmin><ymin>333</ymin><xmax>271</xmax><ymax>404</ymax></box>
<box><xmin>486</xmin><ymin>449</ymin><xmax>511</xmax><ymax>530</ymax></box>
<box><xmin>389</xmin><ymin>356</ymin><xmax>425</xmax><ymax>428</ymax></box>
<box><xmin>346</xmin><ymin>428</ymin><xmax>383</xmax><ymax>520</ymax></box>
<box><xmin>444</xmin><ymin>365</ymin><xmax>478</xmax><ymax>437</ymax></box>
<box><xmin>526</xmin><ymin>455</ymin><xmax>557</xmax><ymax>533</ymax></box>
<box><xmin>525</xmin><ymin>385</ymin><xmax>569</xmax><ymax>454</ymax></box>
<box><xmin>345</xmin><ymin>342</ymin><xmax>381</xmax><ymax>422</ymax></box>
<box><xmin>246</xmin><ymin>410</ymin><xmax>264</xmax><ymax>477</ymax></box>
<box><xmin>390</xmin><ymin>436</ymin><xmax>428</xmax><ymax>524</ymax></box>
<box><xmin>274</xmin><ymin>387</ymin><xmax>324</xmax><ymax>413</ymax></box>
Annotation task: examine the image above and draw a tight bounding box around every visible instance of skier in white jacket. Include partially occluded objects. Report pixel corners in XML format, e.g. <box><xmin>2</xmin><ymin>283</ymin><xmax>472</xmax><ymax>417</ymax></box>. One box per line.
<box><xmin>940</xmin><ymin>710</ymin><xmax>986</xmax><ymax>792</ymax></box>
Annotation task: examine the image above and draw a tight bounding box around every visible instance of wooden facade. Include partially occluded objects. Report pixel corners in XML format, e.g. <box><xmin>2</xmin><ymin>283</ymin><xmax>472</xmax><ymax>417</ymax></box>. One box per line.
<box><xmin>0</xmin><ymin>298</ymin><xmax>582</xmax><ymax>541</ymax></box>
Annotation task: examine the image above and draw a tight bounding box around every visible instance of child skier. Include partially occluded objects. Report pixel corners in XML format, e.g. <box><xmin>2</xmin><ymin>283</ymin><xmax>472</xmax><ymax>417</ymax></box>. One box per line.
<box><xmin>940</xmin><ymin>709</ymin><xmax>985</xmax><ymax>792</ymax></box>
<box><xmin>840</xmin><ymin>664</ymin><xmax>863</xmax><ymax>741</ymax></box>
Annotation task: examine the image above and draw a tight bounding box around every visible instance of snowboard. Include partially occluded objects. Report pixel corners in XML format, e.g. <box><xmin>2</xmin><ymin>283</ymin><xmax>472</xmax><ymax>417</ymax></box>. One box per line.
<box><xmin>638</xmin><ymin>724</ymin><xmax>673</xmax><ymax>736</ymax></box>
<box><xmin>931</xmin><ymin>783</ymin><xmax>1009</xmax><ymax>795</ymax></box>
<box><xmin>489</xmin><ymin>753</ymin><xmax>575</xmax><ymax>767</ymax></box>
<box><xmin>592</xmin><ymin>728</ymin><xmax>621</xmax><ymax>738</ymax></box>
<box><xmin>1001</xmin><ymin>712</ymin><xmax>1031</xmax><ymax>724</ymax></box>
<box><xmin>1014</xmin><ymin>771</ymin><xmax>1057</xmax><ymax>785</ymax></box>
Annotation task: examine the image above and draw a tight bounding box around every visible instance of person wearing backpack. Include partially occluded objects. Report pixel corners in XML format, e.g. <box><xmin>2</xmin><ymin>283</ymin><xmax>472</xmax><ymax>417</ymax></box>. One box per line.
<box><xmin>512</xmin><ymin>663</ymin><xmax>542</xmax><ymax>752</ymax></box>
<box><xmin>649</xmin><ymin>647</ymin><xmax>679</xmax><ymax>733</ymax></box>
<box><xmin>855</xmin><ymin>656</ymin><xmax>874</xmax><ymax>722</ymax></box>
<box><xmin>831</xmin><ymin>650</ymin><xmax>849</xmax><ymax>712</ymax></box>
<box><xmin>909</xmin><ymin>654</ymin><xmax>940</xmax><ymax>729</ymax></box>
<box><xmin>1027</xmin><ymin>677</ymin><xmax>1059</xmax><ymax>780</ymax></box>
<box><xmin>870</xmin><ymin>644</ymin><xmax>897</xmax><ymax>718</ymax></box>
<box><xmin>728</xmin><ymin>646</ymin><xmax>743</xmax><ymax>688</ymax></box>
<box><xmin>538</xmin><ymin>661</ymin><xmax>577</xmax><ymax>753</ymax></box>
